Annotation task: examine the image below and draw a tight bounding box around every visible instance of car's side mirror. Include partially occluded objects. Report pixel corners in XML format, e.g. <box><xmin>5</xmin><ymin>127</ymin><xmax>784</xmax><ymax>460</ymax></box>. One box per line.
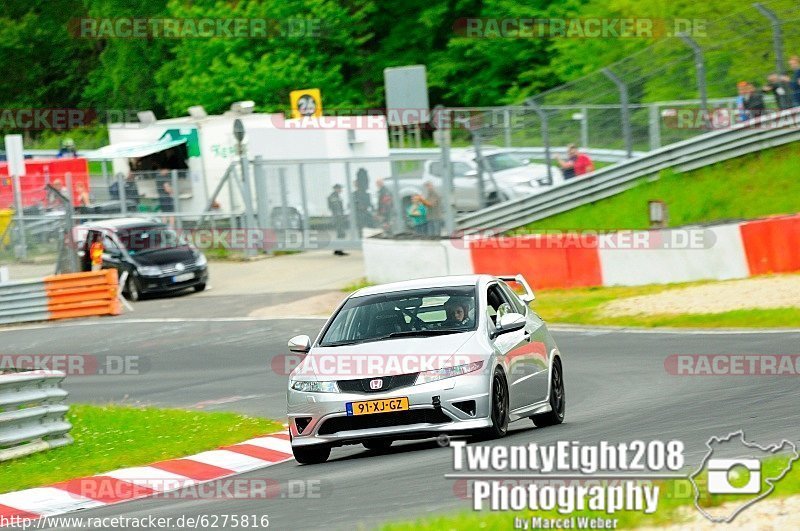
<box><xmin>288</xmin><ymin>335</ymin><xmax>311</xmax><ymax>353</ymax></box>
<box><xmin>492</xmin><ymin>312</ymin><xmax>526</xmax><ymax>338</ymax></box>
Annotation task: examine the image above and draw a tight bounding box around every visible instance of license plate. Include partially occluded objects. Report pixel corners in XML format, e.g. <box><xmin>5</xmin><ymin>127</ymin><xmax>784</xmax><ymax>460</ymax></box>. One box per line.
<box><xmin>173</xmin><ymin>272</ymin><xmax>194</xmax><ymax>283</ymax></box>
<box><xmin>346</xmin><ymin>397</ymin><xmax>409</xmax><ymax>416</ymax></box>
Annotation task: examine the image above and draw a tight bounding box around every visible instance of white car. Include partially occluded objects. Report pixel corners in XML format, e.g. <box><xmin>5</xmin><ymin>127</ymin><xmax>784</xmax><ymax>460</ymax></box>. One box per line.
<box><xmin>421</xmin><ymin>148</ymin><xmax>553</xmax><ymax>211</ymax></box>
<box><xmin>286</xmin><ymin>274</ymin><xmax>565</xmax><ymax>464</ymax></box>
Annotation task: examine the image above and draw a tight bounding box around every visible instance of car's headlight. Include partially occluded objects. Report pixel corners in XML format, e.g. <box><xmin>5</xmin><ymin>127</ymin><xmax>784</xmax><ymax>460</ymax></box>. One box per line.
<box><xmin>195</xmin><ymin>253</ymin><xmax>207</xmax><ymax>267</ymax></box>
<box><xmin>415</xmin><ymin>361</ymin><xmax>484</xmax><ymax>385</ymax></box>
<box><xmin>139</xmin><ymin>266</ymin><xmax>162</xmax><ymax>276</ymax></box>
<box><xmin>290</xmin><ymin>380</ymin><xmax>339</xmax><ymax>393</ymax></box>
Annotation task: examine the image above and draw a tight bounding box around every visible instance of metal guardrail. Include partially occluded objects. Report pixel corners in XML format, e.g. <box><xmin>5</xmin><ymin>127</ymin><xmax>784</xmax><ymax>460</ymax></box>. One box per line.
<box><xmin>0</xmin><ymin>270</ymin><xmax>121</xmax><ymax>325</ymax></box>
<box><xmin>456</xmin><ymin>108</ymin><xmax>800</xmax><ymax>232</ymax></box>
<box><xmin>0</xmin><ymin>370</ymin><xmax>72</xmax><ymax>462</ymax></box>
<box><xmin>389</xmin><ymin>146</ymin><xmax>642</xmax><ymax>163</ymax></box>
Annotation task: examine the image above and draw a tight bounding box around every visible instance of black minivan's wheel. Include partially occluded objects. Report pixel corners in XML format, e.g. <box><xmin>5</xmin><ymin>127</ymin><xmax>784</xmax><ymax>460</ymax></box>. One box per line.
<box><xmin>292</xmin><ymin>445</ymin><xmax>331</xmax><ymax>465</ymax></box>
<box><xmin>532</xmin><ymin>358</ymin><xmax>565</xmax><ymax>427</ymax></box>
<box><xmin>362</xmin><ymin>439</ymin><xmax>393</xmax><ymax>452</ymax></box>
<box><xmin>194</xmin><ymin>283</ymin><xmax>206</xmax><ymax>292</ymax></box>
<box><xmin>124</xmin><ymin>273</ymin><xmax>140</xmax><ymax>302</ymax></box>
<box><xmin>480</xmin><ymin>367</ymin><xmax>509</xmax><ymax>439</ymax></box>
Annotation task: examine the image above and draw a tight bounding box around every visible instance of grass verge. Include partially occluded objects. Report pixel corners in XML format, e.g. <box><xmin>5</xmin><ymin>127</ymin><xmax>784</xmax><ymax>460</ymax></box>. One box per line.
<box><xmin>382</xmin><ymin>455</ymin><xmax>800</xmax><ymax>530</ymax></box>
<box><xmin>341</xmin><ymin>277</ymin><xmax>374</xmax><ymax>293</ymax></box>
<box><xmin>0</xmin><ymin>404</ymin><xmax>282</xmax><ymax>494</ymax></box>
<box><xmin>532</xmin><ymin>276</ymin><xmax>800</xmax><ymax>328</ymax></box>
<box><xmin>522</xmin><ymin>142</ymin><xmax>800</xmax><ymax>232</ymax></box>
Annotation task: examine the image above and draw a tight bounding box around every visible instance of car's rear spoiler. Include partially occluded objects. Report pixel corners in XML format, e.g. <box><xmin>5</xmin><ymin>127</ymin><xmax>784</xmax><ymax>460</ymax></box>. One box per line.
<box><xmin>498</xmin><ymin>274</ymin><xmax>535</xmax><ymax>302</ymax></box>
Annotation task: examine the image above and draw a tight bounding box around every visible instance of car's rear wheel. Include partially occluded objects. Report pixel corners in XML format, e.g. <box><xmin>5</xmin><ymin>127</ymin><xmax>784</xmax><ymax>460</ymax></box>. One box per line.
<box><xmin>479</xmin><ymin>367</ymin><xmax>509</xmax><ymax>439</ymax></box>
<box><xmin>362</xmin><ymin>439</ymin><xmax>393</xmax><ymax>452</ymax></box>
<box><xmin>532</xmin><ymin>358</ymin><xmax>565</xmax><ymax>427</ymax></box>
<box><xmin>292</xmin><ymin>445</ymin><xmax>331</xmax><ymax>465</ymax></box>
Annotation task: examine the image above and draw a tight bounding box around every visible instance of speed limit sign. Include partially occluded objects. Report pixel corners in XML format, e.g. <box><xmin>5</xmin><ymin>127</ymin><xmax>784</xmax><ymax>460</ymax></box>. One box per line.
<box><xmin>290</xmin><ymin>89</ymin><xmax>322</xmax><ymax>119</ymax></box>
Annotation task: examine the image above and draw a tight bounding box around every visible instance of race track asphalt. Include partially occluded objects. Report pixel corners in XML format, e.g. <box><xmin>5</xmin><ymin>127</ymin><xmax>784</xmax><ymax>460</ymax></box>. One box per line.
<box><xmin>2</xmin><ymin>301</ymin><xmax>798</xmax><ymax>530</ymax></box>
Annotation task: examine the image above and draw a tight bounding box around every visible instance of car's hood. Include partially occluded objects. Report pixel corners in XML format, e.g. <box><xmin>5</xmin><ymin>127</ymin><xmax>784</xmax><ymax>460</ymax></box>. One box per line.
<box><xmin>293</xmin><ymin>331</ymin><xmax>479</xmax><ymax>381</ymax></box>
<box><xmin>130</xmin><ymin>246</ymin><xmax>195</xmax><ymax>266</ymax></box>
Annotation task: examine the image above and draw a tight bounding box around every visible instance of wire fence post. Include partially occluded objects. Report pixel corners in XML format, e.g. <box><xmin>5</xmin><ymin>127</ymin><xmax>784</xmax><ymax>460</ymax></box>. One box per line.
<box><xmin>503</xmin><ymin>108</ymin><xmax>512</xmax><ymax>148</ymax></box>
<box><xmin>11</xmin><ymin>174</ymin><xmax>27</xmax><ymax>260</ymax></box>
<box><xmin>344</xmin><ymin>162</ymin><xmax>359</xmax><ymax>241</ymax></box>
<box><xmin>754</xmin><ymin>3</ymin><xmax>785</xmax><ymax>77</ymax></box>
<box><xmin>678</xmin><ymin>34</ymin><xmax>709</xmax><ymax>121</ymax></box>
<box><xmin>525</xmin><ymin>99</ymin><xmax>553</xmax><ymax>185</ymax></box>
<box><xmin>171</xmin><ymin>169</ymin><xmax>181</xmax><ymax>231</ymax></box>
<box><xmin>435</xmin><ymin>105</ymin><xmax>455</xmax><ymax>236</ymax></box>
<box><xmin>580</xmin><ymin>106</ymin><xmax>589</xmax><ymax>149</ymax></box>
<box><xmin>602</xmin><ymin>68</ymin><xmax>632</xmax><ymax>158</ymax></box>
<box><xmin>297</xmin><ymin>163</ymin><xmax>310</xmax><ymax>244</ymax></box>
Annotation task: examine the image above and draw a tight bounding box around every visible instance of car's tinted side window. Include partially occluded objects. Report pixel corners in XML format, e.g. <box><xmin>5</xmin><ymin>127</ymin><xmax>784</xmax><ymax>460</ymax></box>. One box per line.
<box><xmin>486</xmin><ymin>283</ymin><xmax>513</xmax><ymax>326</ymax></box>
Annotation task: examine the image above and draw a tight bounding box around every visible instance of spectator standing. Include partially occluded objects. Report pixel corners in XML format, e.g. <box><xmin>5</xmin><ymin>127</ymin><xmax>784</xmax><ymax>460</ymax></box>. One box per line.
<box><xmin>557</xmin><ymin>144</ymin><xmax>594</xmax><ymax>179</ymax></box>
<box><xmin>407</xmin><ymin>194</ymin><xmax>428</xmax><ymax>235</ymax></box>
<box><xmin>737</xmin><ymin>82</ymin><xmax>765</xmax><ymax>121</ymax></box>
<box><xmin>352</xmin><ymin>168</ymin><xmax>373</xmax><ymax>234</ymax></box>
<box><xmin>375</xmin><ymin>179</ymin><xmax>394</xmax><ymax>232</ymax></box>
<box><xmin>327</xmin><ymin>184</ymin><xmax>348</xmax><ymax>256</ymax></box>
<box><xmin>763</xmin><ymin>74</ymin><xmax>793</xmax><ymax>110</ymax></box>
<box><xmin>790</xmin><ymin>56</ymin><xmax>800</xmax><ymax>108</ymax></box>
<box><xmin>573</xmin><ymin>149</ymin><xmax>595</xmax><ymax>177</ymax></box>
<box><xmin>125</xmin><ymin>173</ymin><xmax>140</xmax><ymax>209</ymax></box>
<box><xmin>422</xmin><ymin>181</ymin><xmax>443</xmax><ymax>237</ymax></box>
<box><xmin>75</xmin><ymin>182</ymin><xmax>91</xmax><ymax>209</ymax></box>
<box><xmin>89</xmin><ymin>232</ymin><xmax>104</xmax><ymax>272</ymax></box>
<box><xmin>157</xmin><ymin>179</ymin><xmax>175</xmax><ymax>226</ymax></box>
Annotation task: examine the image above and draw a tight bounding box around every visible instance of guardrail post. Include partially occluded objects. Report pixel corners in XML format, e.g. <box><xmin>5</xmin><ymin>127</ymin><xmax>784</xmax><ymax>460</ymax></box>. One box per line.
<box><xmin>753</xmin><ymin>3</ymin><xmax>785</xmax><ymax>78</ymax></box>
<box><xmin>602</xmin><ymin>68</ymin><xmax>633</xmax><ymax>158</ymax></box>
<box><xmin>678</xmin><ymin>34</ymin><xmax>709</xmax><ymax>122</ymax></box>
<box><xmin>525</xmin><ymin>99</ymin><xmax>553</xmax><ymax>185</ymax></box>
<box><xmin>649</xmin><ymin>104</ymin><xmax>661</xmax><ymax>151</ymax></box>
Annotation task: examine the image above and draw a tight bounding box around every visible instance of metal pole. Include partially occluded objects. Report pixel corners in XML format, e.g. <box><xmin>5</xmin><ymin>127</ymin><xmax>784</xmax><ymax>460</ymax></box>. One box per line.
<box><xmin>580</xmin><ymin>106</ymin><xmax>589</xmax><ymax>149</ymax></box>
<box><xmin>602</xmin><ymin>68</ymin><xmax>632</xmax><ymax>158</ymax></box>
<box><xmin>678</xmin><ymin>34</ymin><xmax>709</xmax><ymax>121</ymax></box>
<box><xmin>344</xmin><ymin>162</ymin><xmax>359</xmax><ymax>241</ymax></box>
<box><xmin>525</xmin><ymin>99</ymin><xmax>552</xmax><ymax>185</ymax></box>
<box><xmin>171</xmin><ymin>169</ymin><xmax>181</xmax><ymax>230</ymax></box>
<box><xmin>471</xmin><ymin>130</ymin><xmax>487</xmax><ymax>210</ymax></box>
<box><xmin>648</xmin><ymin>104</ymin><xmax>661</xmax><ymax>150</ymax></box>
<box><xmin>437</xmin><ymin>106</ymin><xmax>455</xmax><ymax>236</ymax></box>
<box><xmin>278</xmin><ymin>168</ymin><xmax>290</xmax><ymax>249</ymax></box>
<box><xmin>238</xmin><ymin>149</ymin><xmax>257</xmax><ymax>257</ymax></box>
<box><xmin>11</xmin><ymin>174</ymin><xmax>27</xmax><ymax>260</ymax></box>
<box><xmin>253</xmin><ymin>156</ymin><xmax>269</xmax><ymax>229</ymax></box>
<box><xmin>754</xmin><ymin>3</ymin><xmax>785</xmax><ymax>77</ymax></box>
<box><xmin>297</xmin><ymin>163</ymin><xmax>310</xmax><ymax>240</ymax></box>
<box><xmin>390</xmin><ymin>160</ymin><xmax>404</xmax><ymax>234</ymax></box>
<box><xmin>118</xmin><ymin>172</ymin><xmax>127</xmax><ymax>214</ymax></box>
<box><xmin>503</xmin><ymin>108</ymin><xmax>512</xmax><ymax>148</ymax></box>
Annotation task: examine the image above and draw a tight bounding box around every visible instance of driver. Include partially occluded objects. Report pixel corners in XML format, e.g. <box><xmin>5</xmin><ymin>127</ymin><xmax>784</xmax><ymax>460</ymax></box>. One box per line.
<box><xmin>442</xmin><ymin>298</ymin><xmax>472</xmax><ymax>328</ymax></box>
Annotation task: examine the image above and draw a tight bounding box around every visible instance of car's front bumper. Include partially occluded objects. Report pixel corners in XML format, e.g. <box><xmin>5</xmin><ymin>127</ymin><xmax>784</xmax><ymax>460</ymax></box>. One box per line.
<box><xmin>138</xmin><ymin>266</ymin><xmax>208</xmax><ymax>294</ymax></box>
<box><xmin>288</xmin><ymin>376</ymin><xmax>491</xmax><ymax>447</ymax></box>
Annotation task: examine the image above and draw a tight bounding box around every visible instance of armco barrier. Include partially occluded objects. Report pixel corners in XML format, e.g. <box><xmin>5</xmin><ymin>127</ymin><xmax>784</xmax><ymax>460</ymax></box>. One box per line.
<box><xmin>0</xmin><ymin>370</ymin><xmax>72</xmax><ymax>462</ymax></box>
<box><xmin>0</xmin><ymin>270</ymin><xmax>120</xmax><ymax>325</ymax></box>
<box><xmin>363</xmin><ymin>214</ymin><xmax>800</xmax><ymax>288</ymax></box>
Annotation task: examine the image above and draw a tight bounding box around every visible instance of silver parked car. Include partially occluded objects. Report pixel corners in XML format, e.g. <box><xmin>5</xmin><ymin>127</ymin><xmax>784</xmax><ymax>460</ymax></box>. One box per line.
<box><xmin>286</xmin><ymin>274</ymin><xmax>565</xmax><ymax>464</ymax></box>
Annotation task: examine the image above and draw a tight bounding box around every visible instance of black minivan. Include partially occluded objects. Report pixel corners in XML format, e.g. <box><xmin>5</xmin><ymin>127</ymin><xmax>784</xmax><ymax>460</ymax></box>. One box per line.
<box><xmin>76</xmin><ymin>217</ymin><xmax>209</xmax><ymax>301</ymax></box>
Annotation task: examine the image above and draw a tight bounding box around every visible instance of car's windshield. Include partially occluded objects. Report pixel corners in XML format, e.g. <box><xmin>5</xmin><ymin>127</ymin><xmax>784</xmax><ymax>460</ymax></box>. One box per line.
<box><xmin>485</xmin><ymin>153</ymin><xmax>528</xmax><ymax>172</ymax></box>
<box><xmin>319</xmin><ymin>286</ymin><xmax>477</xmax><ymax>346</ymax></box>
<box><xmin>117</xmin><ymin>225</ymin><xmax>187</xmax><ymax>254</ymax></box>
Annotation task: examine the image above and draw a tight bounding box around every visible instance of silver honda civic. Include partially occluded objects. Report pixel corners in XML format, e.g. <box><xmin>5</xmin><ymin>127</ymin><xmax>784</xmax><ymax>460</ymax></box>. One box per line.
<box><xmin>285</xmin><ymin>274</ymin><xmax>565</xmax><ymax>464</ymax></box>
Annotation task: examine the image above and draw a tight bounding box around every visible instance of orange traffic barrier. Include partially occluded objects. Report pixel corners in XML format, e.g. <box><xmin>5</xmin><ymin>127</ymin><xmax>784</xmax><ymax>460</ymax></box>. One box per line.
<box><xmin>43</xmin><ymin>269</ymin><xmax>121</xmax><ymax>320</ymax></box>
<box><xmin>740</xmin><ymin>214</ymin><xmax>800</xmax><ymax>275</ymax></box>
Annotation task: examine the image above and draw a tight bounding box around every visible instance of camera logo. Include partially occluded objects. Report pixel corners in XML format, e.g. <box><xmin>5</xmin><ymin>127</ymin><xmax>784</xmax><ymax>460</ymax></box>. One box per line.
<box><xmin>689</xmin><ymin>431</ymin><xmax>798</xmax><ymax>523</ymax></box>
<box><xmin>706</xmin><ymin>458</ymin><xmax>761</xmax><ymax>494</ymax></box>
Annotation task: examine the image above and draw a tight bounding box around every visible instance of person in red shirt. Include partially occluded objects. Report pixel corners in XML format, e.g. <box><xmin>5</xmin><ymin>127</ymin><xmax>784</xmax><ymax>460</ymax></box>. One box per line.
<box><xmin>89</xmin><ymin>232</ymin><xmax>104</xmax><ymax>272</ymax></box>
<box><xmin>557</xmin><ymin>144</ymin><xmax>595</xmax><ymax>179</ymax></box>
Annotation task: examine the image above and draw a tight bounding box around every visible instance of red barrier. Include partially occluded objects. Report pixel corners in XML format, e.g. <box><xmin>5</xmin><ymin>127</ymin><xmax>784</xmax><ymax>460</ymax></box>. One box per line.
<box><xmin>739</xmin><ymin>214</ymin><xmax>800</xmax><ymax>275</ymax></box>
<box><xmin>468</xmin><ymin>234</ymin><xmax>603</xmax><ymax>289</ymax></box>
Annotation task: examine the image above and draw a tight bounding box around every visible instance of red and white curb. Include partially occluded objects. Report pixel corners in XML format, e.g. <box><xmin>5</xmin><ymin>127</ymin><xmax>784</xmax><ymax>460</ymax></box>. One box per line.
<box><xmin>0</xmin><ymin>431</ymin><xmax>293</xmax><ymax>525</ymax></box>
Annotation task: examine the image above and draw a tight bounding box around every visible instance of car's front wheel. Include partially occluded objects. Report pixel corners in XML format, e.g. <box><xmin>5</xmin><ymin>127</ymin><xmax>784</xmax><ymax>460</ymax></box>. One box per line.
<box><xmin>479</xmin><ymin>367</ymin><xmax>509</xmax><ymax>439</ymax></box>
<box><xmin>292</xmin><ymin>445</ymin><xmax>331</xmax><ymax>465</ymax></box>
<box><xmin>531</xmin><ymin>358</ymin><xmax>565</xmax><ymax>427</ymax></box>
<box><xmin>124</xmin><ymin>273</ymin><xmax>140</xmax><ymax>302</ymax></box>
